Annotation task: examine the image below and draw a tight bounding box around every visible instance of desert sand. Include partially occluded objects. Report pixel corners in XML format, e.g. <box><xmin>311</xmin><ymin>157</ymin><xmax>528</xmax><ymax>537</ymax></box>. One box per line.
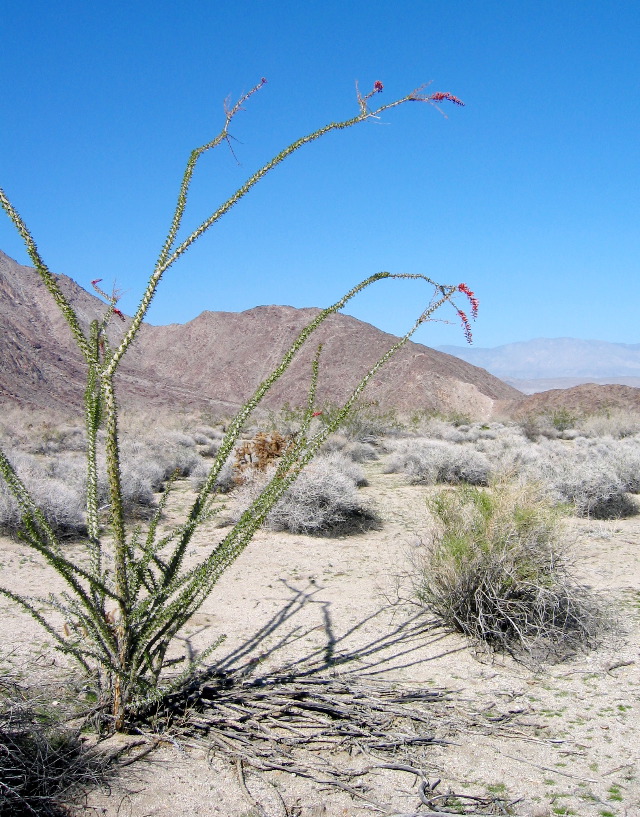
<box><xmin>1</xmin><ymin>463</ymin><xmax>638</xmax><ymax>816</ymax></box>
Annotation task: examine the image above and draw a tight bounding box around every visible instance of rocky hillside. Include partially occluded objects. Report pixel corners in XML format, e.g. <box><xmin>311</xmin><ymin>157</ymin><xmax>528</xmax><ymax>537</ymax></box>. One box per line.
<box><xmin>0</xmin><ymin>251</ymin><xmax>520</xmax><ymax>419</ymax></box>
<box><xmin>505</xmin><ymin>383</ymin><xmax>640</xmax><ymax>419</ymax></box>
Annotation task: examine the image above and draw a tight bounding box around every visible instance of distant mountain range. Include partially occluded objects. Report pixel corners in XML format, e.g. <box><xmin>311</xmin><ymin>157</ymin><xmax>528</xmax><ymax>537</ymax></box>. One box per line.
<box><xmin>439</xmin><ymin>338</ymin><xmax>640</xmax><ymax>394</ymax></box>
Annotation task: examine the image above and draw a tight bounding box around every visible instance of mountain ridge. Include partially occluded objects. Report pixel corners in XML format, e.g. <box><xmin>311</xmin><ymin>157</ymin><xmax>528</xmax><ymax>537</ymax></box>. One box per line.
<box><xmin>0</xmin><ymin>251</ymin><xmax>519</xmax><ymax>419</ymax></box>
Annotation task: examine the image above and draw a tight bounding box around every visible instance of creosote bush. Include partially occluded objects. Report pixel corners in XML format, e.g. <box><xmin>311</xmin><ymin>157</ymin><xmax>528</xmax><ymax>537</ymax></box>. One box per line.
<box><xmin>0</xmin><ymin>78</ymin><xmax>470</xmax><ymax>729</ymax></box>
<box><xmin>415</xmin><ymin>480</ymin><xmax>601</xmax><ymax>661</ymax></box>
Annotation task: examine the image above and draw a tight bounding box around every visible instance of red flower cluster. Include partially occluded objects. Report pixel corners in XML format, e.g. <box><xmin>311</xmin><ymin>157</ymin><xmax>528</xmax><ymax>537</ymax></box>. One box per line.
<box><xmin>457</xmin><ymin>282</ymin><xmax>479</xmax><ymax>319</ymax></box>
<box><xmin>91</xmin><ymin>278</ymin><xmax>102</xmax><ymax>286</ymax></box>
<box><xmin>312</xmin><ymin>411</ymin><xmax>323</xmax><ymax>417</ymax></box>
<box><xmin>113</xmin><ymin>308</ymin><xmax>126</xmax><ymax>322</ymax></box>
<box><xmin>457</xmin><ymin>309</ymin><xmax>473</xmax><ymax>344</ymax></box>
<box><xmin>373</xmin><ymin>80</ymin><xmax>384</xmax><ymax>93</ymax></box>
<box><xmin>430</xmin><ymin>92</ymin><xmax>465</xmax><ymax>106</ymax></box>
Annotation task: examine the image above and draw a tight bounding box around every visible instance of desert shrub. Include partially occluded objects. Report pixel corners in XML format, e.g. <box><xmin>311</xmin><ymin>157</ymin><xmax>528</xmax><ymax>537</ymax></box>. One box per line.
<box><xmin>193</xmin><ymin>425</ymin><xmax>224</xmax><ymax>440</ymax></box>
<box><xmin>415</xmin><ymin>481</ymin><xmax>601</xmax><ymax>661</ymax></box>
<box><xmin>0</xmin><ymin>683</ymin><xmax>105</xmax><ymax>816</ymax></box>
<box><xmin>516</xmin><ymin>410</ymin><xmax>578</xmax><ymax>439</ymax></box>
<box><xmin>193</xmin><ymin>432</ymin><xmax>214</xmax><ymax>445</ymax></box>
<box><xmin>478</xmin><ymin>434</ymin><xmax>639</xmax><ymax>519</ymax></box>
<box><xmin>383</xmin><ymin>439</ymin><xmax>490</xmax><ymax>486</ymax></box>
<box><xmin>413</xmin><ymin>417</ymin><xmax>467</xmax><ymax>442</ymax></box>
<box><xmin>522</xmin><ymin>437</ymin><xmax>638</xmax><ymax>519</ymax></box>
<box><xmin>231</xmin><ymin>454</ymin><xmax>378</xmax><ymax>535</ymax></box>
<box><xmin>344</xmin><ymin>441</ymin><xmax>379</xmax><ymax>463</ymax></box>
<box><xmin>319</xmin><ymin>432</ymin><xmax>351</xmax><ymax>454</ymax></box>
<box><xmin>198</xmin><ymin>440</ymin><xmax>221</xmax><ymax>458</ymax></box>
<box><xmin>577</xmin><ymin>408</ymin><xmax>640</xmax><ymax>439</ymax></box>
<box><xmin>550</xmin><ymin>455</ymin><xmax>637</xmax><ymax>518</ymax></box>
<box><xmin>190</xmin><ymin>458</ymin><xmax>235</xmax><ymax>494</ymax></box>
<box><xmin>320</xmin><ymin>450</ymin><xmax>367</xmax><ymax>486</ymax></box>
<box><xmin>517</xmin><ymin>413</ymin><xmax>560</xmax><ymax>441</ymax></box>
<box><xmin>338</xmin><ymin>401</ymin><xmax>402</xmax><ymax>441</ymax></box>
<box><xmin>24</xmin><ymin>425</ymin><xmax>87</xmax><ymax>456</ymax></box>
<box><xmin>0</xmin><ymin>452</ymin><xmax>86</xmax><ymax>537</ymax></box>
<box><xmin>29</xmin><ymin>479</ymin><xmax>87</xmax><ymax>536</ymax></box>
<box><xmin>120</xmin><ymin>435</ymin><xmax>200</xmax><ymax>482</ymax></box>
<box><xmin>276</xmin><ymin>400</ymin><xmax>402</xmax><ymax>442</ymax></box>
<box><xmin>609</xmin><ymin>437</ymin><xmax>640</xmax><ymax>492</ymax></box>
<box><xmin>550</xmin><ymin>408</ymin><xmax>579</xmax><ymax>432</ymax></box>
<box><xmin>320</xmin><ymin>432</ymin><xmax>378</xmax><ymax>461</ymax></box>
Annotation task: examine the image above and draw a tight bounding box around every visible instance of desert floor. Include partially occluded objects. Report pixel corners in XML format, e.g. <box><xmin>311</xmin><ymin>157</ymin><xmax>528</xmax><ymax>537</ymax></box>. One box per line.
<box><xmin>1</xmin><ymin>463</ymin><xmax>639</xmax><ymax>817</ymax></box>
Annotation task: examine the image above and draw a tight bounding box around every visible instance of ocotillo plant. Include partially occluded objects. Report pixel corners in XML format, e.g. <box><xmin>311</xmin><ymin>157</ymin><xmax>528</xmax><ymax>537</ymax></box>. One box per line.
<box><xmin>0</xmin><ymin>80</ymin><xmax>473</xmax><ymax>730</ymax></box>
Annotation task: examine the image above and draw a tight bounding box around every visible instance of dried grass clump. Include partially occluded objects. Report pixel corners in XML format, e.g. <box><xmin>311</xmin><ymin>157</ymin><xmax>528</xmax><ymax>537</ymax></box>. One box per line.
<box><xmin>0</xmin><ymin>683</ymin><xmax>105</xmax><ymax>816</ymax></box>
<box><xmin>233</xmin><ymin>431</ymin><xmax>293</xmax><ymax>482</ymax></box>
<box><xmin>231</xmin><ymin>453</ymin><xmax>378</xmax><ymax>535</ymax></box>
<box><xmin>415</xmin><ymin>481</ymin><xmax>602</xmax><ymax>661</ymax></box>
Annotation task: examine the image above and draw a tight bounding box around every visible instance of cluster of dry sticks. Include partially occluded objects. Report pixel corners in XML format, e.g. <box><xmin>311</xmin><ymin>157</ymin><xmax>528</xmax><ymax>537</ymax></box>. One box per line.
<box><xmin>131</xmin><ymin>668</ymin><xmax>516</xmax><ymax>816</ymax></box>
<box><xmin>0</xmin><ymin>678</ymin><xmax>106</xmax><ymax>816</ymax></box>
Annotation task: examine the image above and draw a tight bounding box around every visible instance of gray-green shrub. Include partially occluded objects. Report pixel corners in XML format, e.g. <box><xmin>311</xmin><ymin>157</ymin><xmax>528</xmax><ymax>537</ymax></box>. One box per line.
<box><xmin>383</xmin><ymin>439</ymin><xmax>490</xmax><ymax>486</ymax></box>
<box><xmin>231</xmin><ymin>453</ymin><xmax>377</xmax><ymax>535</ymax></box>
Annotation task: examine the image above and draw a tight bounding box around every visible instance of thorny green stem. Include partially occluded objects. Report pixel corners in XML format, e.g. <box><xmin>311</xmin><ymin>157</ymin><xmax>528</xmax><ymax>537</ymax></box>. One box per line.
<box><xmin>0</xmin><ymin>189</ymin><xmax>92</xmax><ymax>362</ymax></box>
<box><xmin>104</xmin><ymin>87</ymin><xmax>441</xmax><ymax>378</ymax></box>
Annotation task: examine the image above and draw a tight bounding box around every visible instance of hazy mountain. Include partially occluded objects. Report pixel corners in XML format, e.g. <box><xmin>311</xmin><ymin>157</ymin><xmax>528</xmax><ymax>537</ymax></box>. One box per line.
<box><xmin>0</xmin><ymin>251</ymin><xmax>519</xmax><ymax>419</ymax></box>
<box><xmin>439</xmin><ymin>338</ymin><xmax>640</xmax><ymax>393</ymax></box>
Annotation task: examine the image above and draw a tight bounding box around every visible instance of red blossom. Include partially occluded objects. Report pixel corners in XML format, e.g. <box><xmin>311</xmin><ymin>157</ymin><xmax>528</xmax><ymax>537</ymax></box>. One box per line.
<box><xmin>113</xmin><ymin>308</ymin><xmax>126</xmax><ymax>322</ymax></box>
<box><xmin>458</xmin><ymin>282</ymin><xmax>479</xmax><ymax>319</ymax></box>
<box><xmin>91</xmin><ymin>279</ymin><xmax>102</xmax><ymax>286</ymax></box>
<box><xmin>457</xmin><ymin>308</ymin><xmax>473</xmax><ymax>344</ymax></box>
<box><xmin>312</xmin><ymin>411</ymin><xmax>323</xmax><ymax>417</ymax></box>
<box><xmin>373</xmin><ymin>80</ymin><xmax>384</xmax><ymax>93</ymax></box>
<box><xmin>430</xmin><ymin>92</ymin><xmax>465</xmax><ymax>106</ymax></box>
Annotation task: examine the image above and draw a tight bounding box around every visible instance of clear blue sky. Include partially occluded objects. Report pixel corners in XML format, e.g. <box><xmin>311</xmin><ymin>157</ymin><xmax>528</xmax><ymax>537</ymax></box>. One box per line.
<box><xmin>1</xmin><ymin>0</ymin><xmax>638</xmax><ymax>348</ymax></box>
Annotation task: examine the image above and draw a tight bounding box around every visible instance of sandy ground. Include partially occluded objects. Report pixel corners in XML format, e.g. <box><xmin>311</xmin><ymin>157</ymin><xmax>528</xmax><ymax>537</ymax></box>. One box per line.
<box><xmin>1</xmin><ymin>463</ymin><xmax>639</xmax><ymax>816</ymax></box>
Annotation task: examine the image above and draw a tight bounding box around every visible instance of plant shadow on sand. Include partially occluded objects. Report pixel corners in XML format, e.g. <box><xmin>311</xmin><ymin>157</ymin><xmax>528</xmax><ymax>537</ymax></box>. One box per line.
<box><xmin>123</xmin><ymin>583</ymin><xmax>516</xmax><ymax>816</ymax></box>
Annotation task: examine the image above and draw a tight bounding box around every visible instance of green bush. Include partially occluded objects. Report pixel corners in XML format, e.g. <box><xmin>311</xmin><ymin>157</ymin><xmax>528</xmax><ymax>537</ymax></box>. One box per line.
<box><xmin>416</xmin><ymin>481</ymin><xmax>601</xmax><ymax>661</ymax></box>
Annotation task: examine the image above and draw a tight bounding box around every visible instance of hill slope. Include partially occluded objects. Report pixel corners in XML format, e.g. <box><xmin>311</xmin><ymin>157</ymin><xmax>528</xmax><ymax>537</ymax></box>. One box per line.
<box><xmin>0</xmin><ymin>251</ymin><xmax>519</xmax><ymax>419</ymax></box>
